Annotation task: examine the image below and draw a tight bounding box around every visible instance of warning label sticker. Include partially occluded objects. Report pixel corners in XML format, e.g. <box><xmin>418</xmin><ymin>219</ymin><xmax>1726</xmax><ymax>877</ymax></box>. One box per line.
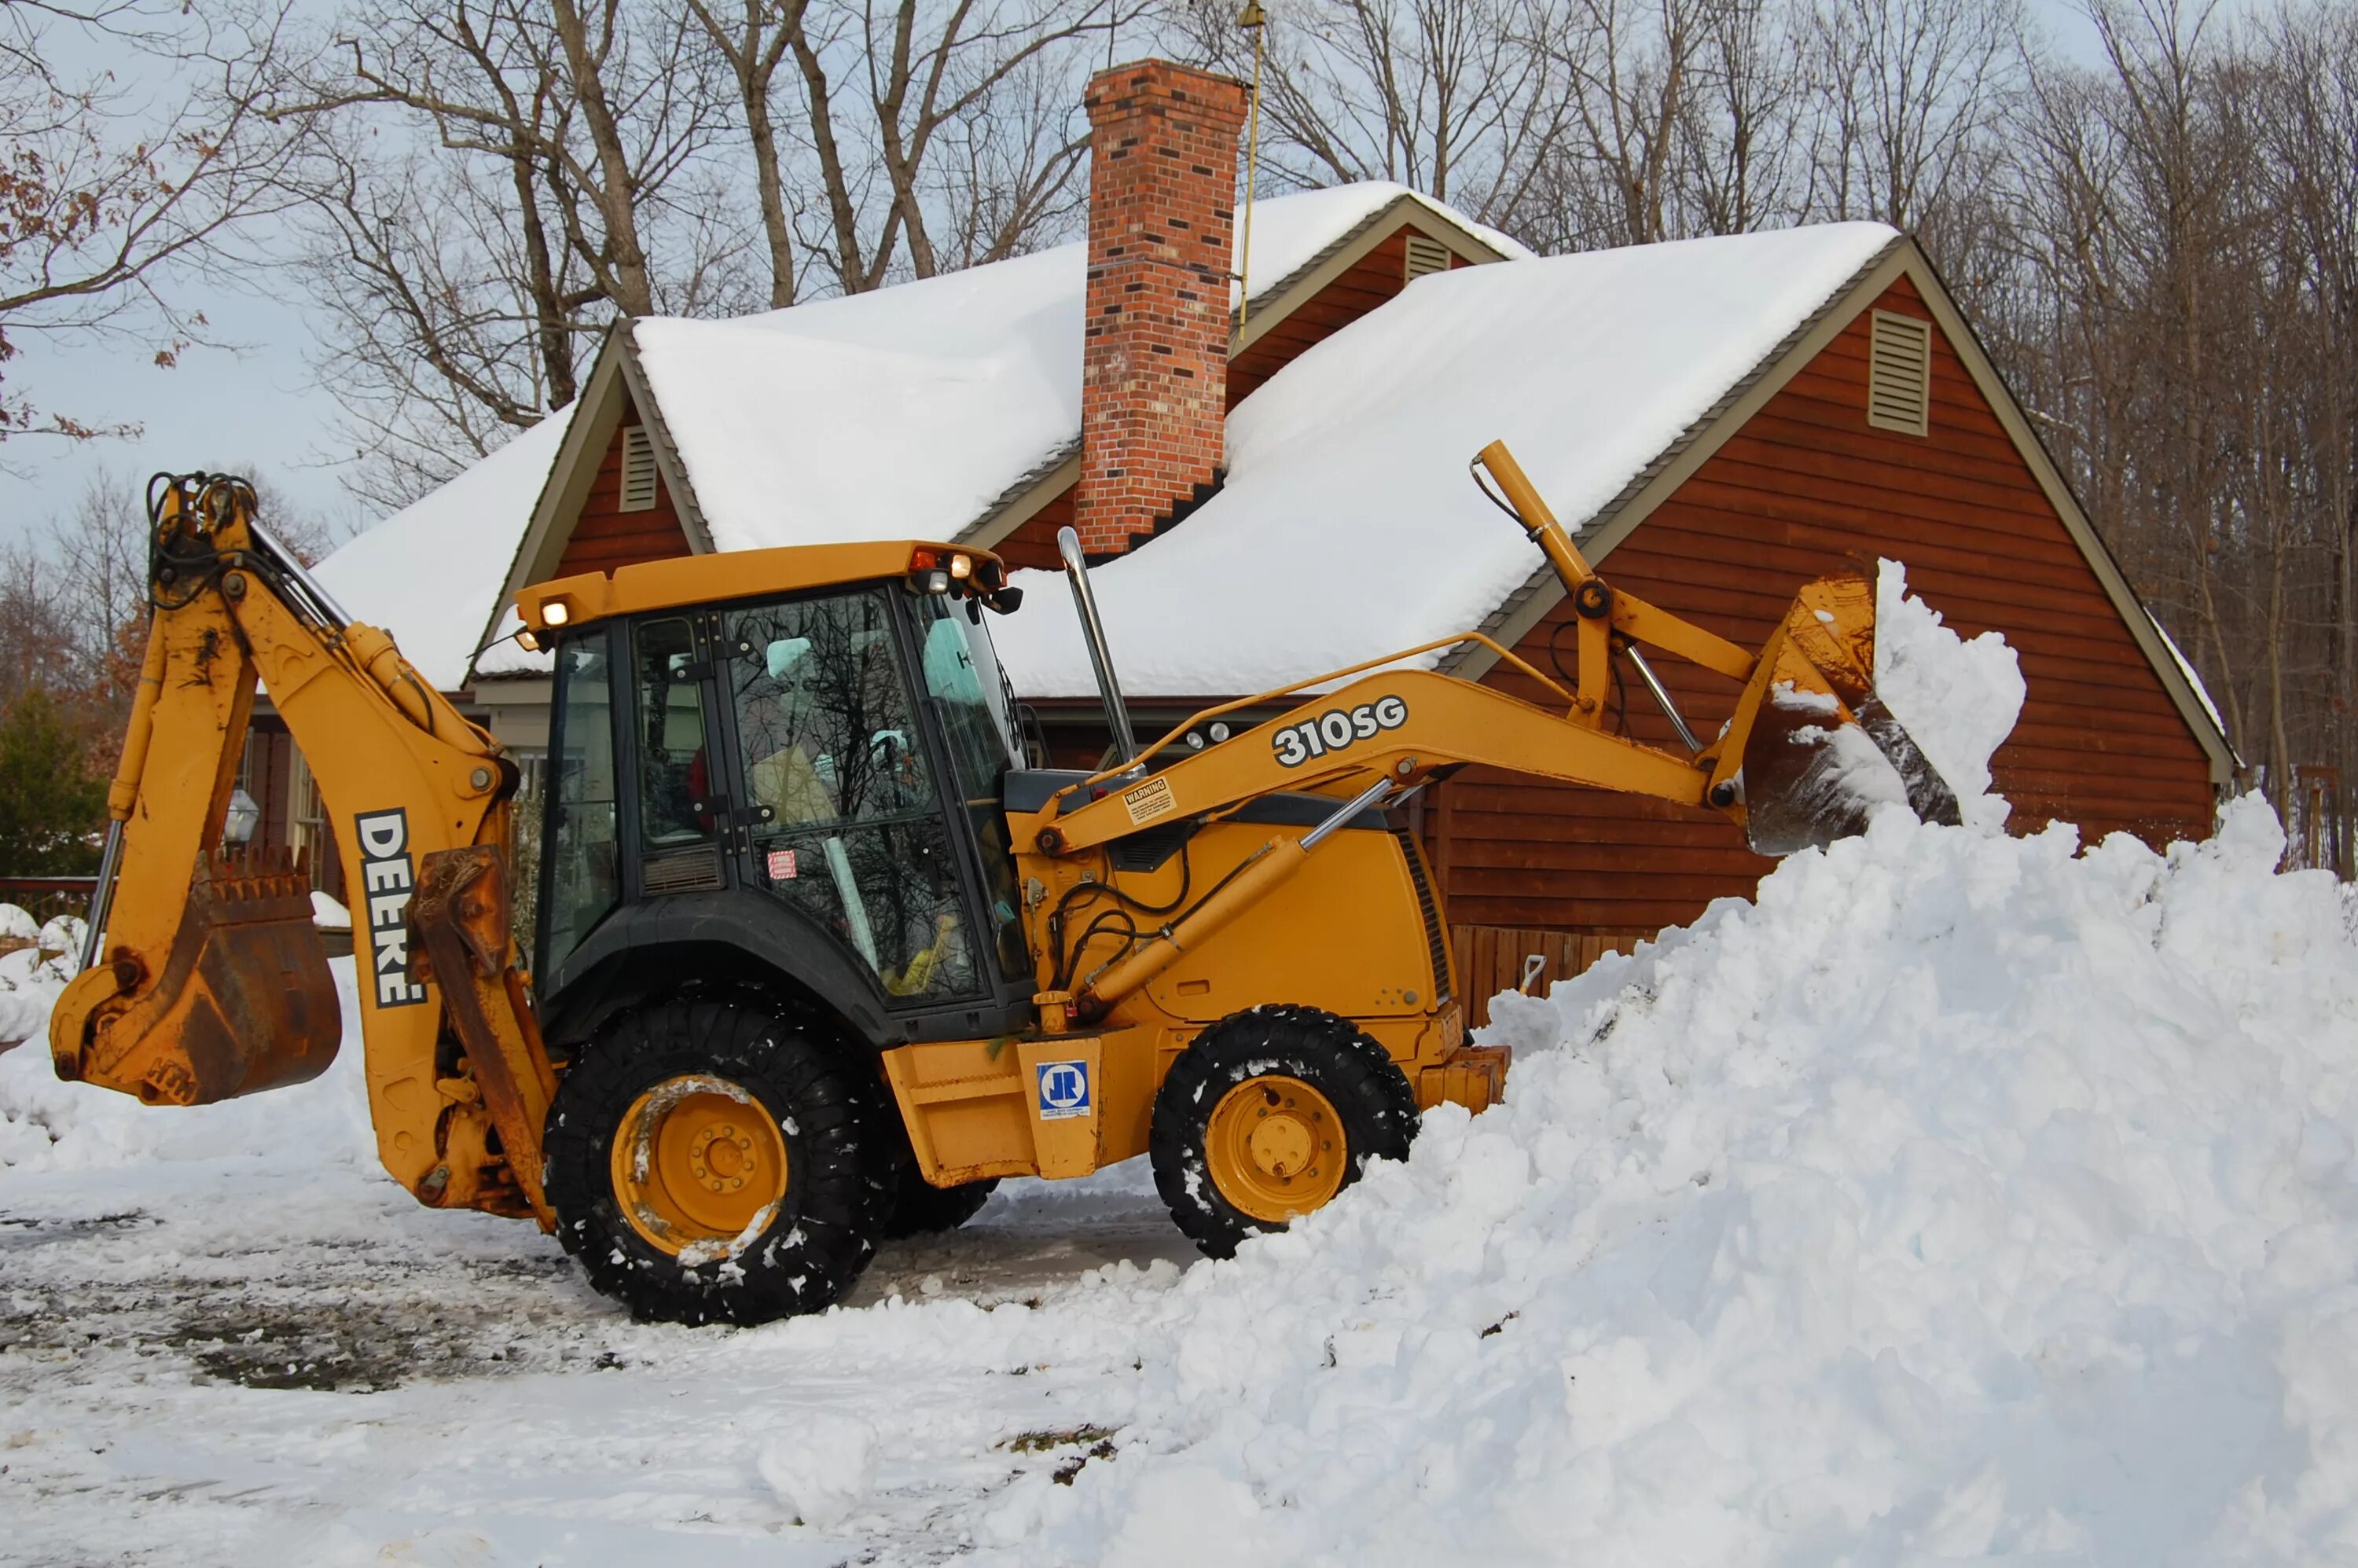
<box><xmin>1121</xmin><ymin>776</ymin><xmax>1177</xmax><ymax>826</ymax></box>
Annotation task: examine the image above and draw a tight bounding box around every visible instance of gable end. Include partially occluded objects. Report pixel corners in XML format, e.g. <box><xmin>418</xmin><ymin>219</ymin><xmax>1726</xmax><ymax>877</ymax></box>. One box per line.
<box><xmin>1448</xmin><ymin>239</ymin><xmax>2232</xmax><ymax>791</ymax></box>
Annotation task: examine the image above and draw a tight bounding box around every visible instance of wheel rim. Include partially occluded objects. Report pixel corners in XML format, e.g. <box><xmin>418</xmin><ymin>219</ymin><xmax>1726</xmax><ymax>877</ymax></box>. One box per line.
<box><xmin>609</xmin><ymin>1074</ymin><xmax>789</xmax><ymax>1258</ymax></box>
<box><xmin>1204</xmin><ymin>1074</ymin><xmax>1348</xmax><ymax>1224</ymax></box>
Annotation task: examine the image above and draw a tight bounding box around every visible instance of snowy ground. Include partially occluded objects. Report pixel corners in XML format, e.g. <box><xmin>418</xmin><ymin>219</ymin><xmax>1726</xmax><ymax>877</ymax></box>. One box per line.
<box><xmin>9</xmin><ymin>576</ymin><xmax>2358</xmax><ymax>1564</ymax></box>
<box><xmin>1</xmin><ymin>966</ymin><xmax>1204</xmax><ymax>1565</ymax></box>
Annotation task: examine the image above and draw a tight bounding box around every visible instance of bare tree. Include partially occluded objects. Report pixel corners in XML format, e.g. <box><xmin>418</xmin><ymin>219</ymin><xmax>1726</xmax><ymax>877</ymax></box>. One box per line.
<box><xmin>687</xmin><ymin>0</ymin><xmax>803</xmax><ymax>305</ymax></box>
<box><xmin>0</xmin><ymin>0</ymin><xmax>318</xmax><ymax>447</ymax></box>
<box><xmin>287</xmin><ymin>0</ymin><xmax>744</xmax><ymax>504</ymax></box>
<box><xmin>1175</xmin><ymin>0</ymin><xmax>1573</xmax><ymax>222</ymax></box>
<box><xmin>1798</xmin><ymin>0</ymin><xmax>2024</xmax><ymax>237</ymax></box>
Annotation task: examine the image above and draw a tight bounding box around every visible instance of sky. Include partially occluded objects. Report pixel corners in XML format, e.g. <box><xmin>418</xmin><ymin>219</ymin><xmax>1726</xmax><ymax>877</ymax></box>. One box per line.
<box><xmin>0</xmin><ymin>0</ymin><xmax>2162</xmax><ymax>554</ymax></box>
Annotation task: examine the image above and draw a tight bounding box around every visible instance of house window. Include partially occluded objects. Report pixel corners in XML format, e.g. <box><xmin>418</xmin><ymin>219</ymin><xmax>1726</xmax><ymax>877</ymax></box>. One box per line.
<box><xmin>619</xmin><ymin>424</ymin><xmax>660</xmax><ymax>512</ymax></box>
<box><xmin>1403</xmin><ymin>233</ymin><xmax>1452</xmax><ymax>283</ymax></box>
<box><xmin>288</xmin><ymin>746</ymin><xmax>328</xmax><ymax>874</ymax></box>
<box><xmin>1867</xmin><ymin>310</ymin><xmax>1934</xmax><ymax>436</ymax></box>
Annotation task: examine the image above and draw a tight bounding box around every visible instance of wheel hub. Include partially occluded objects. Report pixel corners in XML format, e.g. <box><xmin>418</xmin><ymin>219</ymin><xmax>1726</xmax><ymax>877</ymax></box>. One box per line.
<box><xmin>611</xmin><ymin>1077</ymin><xmax>788</xmax><ymax>1256</ymax></box>
<box><xmin>1246</xmin><ymin>1104</ymin><xmax>1315</xmax><ymax>1177</ymax></box>
<box><xmin>1204</xmin><ymin>1074</ymin><xmax>1347</xmax><ymax>1224</ymax></box>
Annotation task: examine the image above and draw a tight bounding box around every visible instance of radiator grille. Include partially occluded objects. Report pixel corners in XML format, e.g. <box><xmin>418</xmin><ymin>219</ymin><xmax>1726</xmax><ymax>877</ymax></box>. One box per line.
<box><xmin>1394</xmin><ymin>827</ymin><xmax>1452</xmax><ymax>1004</ymax></box>
<box><xmin>640</xmin><ymin>843</ymin><xmax>723</xmax><ymax>894</ymax></box>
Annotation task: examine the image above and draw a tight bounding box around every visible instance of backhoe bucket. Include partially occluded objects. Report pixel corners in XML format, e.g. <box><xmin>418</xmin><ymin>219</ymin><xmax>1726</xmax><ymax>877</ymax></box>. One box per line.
<box><xmin>1739</xmin><ymin>575</ymin><xmax>1963</xmax><ymax>856</ymax></box>
<box><xmin>60</xmin><ymin>850</ymin><xmax>341</xmax><ymax>1106</ymax></box>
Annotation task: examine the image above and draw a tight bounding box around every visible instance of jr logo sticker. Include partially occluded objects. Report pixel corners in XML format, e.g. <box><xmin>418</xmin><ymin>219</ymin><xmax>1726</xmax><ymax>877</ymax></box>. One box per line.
<box><xmin>354</xmin><ymin>809</ymin><xmax>428</xmax><ymax>1008</ymax></box>
<box><xmin>1272</xmin><ymin>695</ymin><xmax>1409</xmax><ymax>768</ymax></box>
<box><xmin>1036</xmin><ymin>1059</ymin><xmax>1091</xmax><ymax>1121</ymax></box>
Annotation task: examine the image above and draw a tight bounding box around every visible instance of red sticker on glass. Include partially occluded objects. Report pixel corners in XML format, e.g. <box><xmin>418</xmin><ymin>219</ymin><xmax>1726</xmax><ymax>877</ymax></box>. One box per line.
<box><xmin>767</xmin><ymin>848</ymin><xmax>799</xmax><ymax>880</ymax></box>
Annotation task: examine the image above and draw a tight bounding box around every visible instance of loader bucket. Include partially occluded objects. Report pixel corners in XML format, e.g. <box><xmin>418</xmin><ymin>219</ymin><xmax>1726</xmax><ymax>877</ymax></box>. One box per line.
<box><xmin>63</xmin><ymin>850</ymin><xmax>341</xmax><ymax>1106</ymax></box>
<box><xmin>1739</xmin><ymin>575</ymin><xmax>1963</xmax><ymax>857</ymax></box>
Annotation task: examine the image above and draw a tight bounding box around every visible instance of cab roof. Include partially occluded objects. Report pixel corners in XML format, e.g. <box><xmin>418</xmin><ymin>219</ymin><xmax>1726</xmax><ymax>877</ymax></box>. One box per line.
<box><xmin>515</xmin><ymin>541</ymin><xmax>1005</xmax><ymax>633</ymax></box>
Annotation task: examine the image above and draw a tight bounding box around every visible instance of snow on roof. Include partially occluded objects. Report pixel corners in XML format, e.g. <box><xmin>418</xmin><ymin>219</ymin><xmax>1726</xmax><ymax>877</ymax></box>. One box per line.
<box><xmin>2147</xmin><ymin>607</ymin><xmax>2238</xmax><ymax>761</ymax></box>
<box><xmin>1233</xmin><ymin>182</ymin><xmax>1533</xmax><ymax>302</ymax></box>
<box><xmin>313</xmin><ymin>412</ymin><xmax>572</xmax><ymax>690</ymax></box>
<box><xmin>634</xmin><ymin>182</ymin><xmax>1498</xmax><ymax>558</ymax></box>
<box><xmin>990</xmin><ymin>222</ymin><xmax>1900</xmax><ymax>700</ymax></box>
<box><xmin>633</xmin><ymin>245</ymin><xmax>1082</xmax><ymax>555</ymax></box>
<box><xmin>323</xmin><ymin>182</ymin><xmax>1475</xmax><ymax>686</ymax></box>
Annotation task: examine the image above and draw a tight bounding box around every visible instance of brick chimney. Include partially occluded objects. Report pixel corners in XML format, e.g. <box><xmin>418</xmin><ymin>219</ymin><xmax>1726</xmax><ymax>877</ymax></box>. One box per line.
<box><xmin>1074</xmin><ymin>60</ymin><xmax>1250</xmax><ymax>557</ymax></box>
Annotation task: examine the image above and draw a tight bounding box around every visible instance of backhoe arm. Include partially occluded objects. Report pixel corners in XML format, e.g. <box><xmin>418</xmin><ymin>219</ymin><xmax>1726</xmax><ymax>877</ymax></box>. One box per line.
<box><xmin>1026</xmin><ymin>666</ymin><xmax>1713</xmax><ymax>857</ymax></box>
<box><xmin>48</xmin><ymin>475</ymin><xmax>556</xmax><ymax>1224</ymax></box>
<box><xmin>1030</xmin><ymin>439</ymin><xmax>1962</xmax><ymax>864</ymax></box>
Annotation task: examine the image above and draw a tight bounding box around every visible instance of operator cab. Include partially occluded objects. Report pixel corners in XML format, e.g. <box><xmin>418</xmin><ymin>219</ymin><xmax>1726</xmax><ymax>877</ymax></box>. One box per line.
<box><xmin>521</xmin><ymin>545</ymin><xmax>1036</xmax><ymax>1045</ymax></box>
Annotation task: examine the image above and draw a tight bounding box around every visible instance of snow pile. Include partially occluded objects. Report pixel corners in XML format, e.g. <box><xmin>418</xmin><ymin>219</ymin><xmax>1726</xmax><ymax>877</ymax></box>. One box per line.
<box><xmin>977</xmin><ymin>798</ymin><xmax>2358</xmax><ymax>1562</ymax></box>
<box><xmin>1875</xmin><ymin>557</ymin><xmax>2026</xmax><ymax>832</ymax></box>
<box><xmin>0</xmin><ymin>911</ymin><xmax>82</xmax><ymax>1046</ymax></box>
<box><xmin>0</xmin><ymin>958</ymin><xmax>376</xmax><ymax>1172</ymax></box>
<box><xmin>758</xmin><ymin>1410</ymin><xmax>879</xmax><ymax>1529</ymax></box>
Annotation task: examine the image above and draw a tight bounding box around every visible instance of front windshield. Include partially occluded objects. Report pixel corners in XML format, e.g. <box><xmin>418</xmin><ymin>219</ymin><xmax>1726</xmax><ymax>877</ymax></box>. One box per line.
<box><xmin>917</xmin><ymin>597</ymin><xmax>1023</xmax><ymax>779</ymax></box>
<box><xmin>914</xmin><ymin>596</ymin><xmax>1029</xmax><ymax>982</ymax></box>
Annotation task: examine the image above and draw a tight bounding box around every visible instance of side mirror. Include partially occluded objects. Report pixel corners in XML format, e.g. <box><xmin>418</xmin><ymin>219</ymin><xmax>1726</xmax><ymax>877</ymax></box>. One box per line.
<box><xmin>986</xmin><ymin>586</ymin><xmax>1023</xmax><ymax>615</ymax></box>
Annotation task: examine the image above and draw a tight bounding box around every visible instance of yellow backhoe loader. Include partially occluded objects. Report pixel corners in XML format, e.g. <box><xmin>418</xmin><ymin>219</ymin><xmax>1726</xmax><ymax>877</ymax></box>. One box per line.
<box><xmin>48</xmin><ymin>444</ymin><xmax>1956</xmax><ymax>1324</ymax></box>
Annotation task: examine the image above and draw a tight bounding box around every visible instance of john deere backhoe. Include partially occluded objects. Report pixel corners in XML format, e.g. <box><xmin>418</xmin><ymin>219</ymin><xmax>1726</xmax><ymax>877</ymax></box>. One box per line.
<box><xmin>48</xmin><ymin>444</ymin><xmax>1956</xmax><ymax>1324</ymax></box>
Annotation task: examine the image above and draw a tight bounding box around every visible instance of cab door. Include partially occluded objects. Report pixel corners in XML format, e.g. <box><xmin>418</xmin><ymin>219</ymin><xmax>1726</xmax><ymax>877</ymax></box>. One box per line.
<box><xmin>714</xmin><ymin>587</ymin><xmax>987</xmax><ymax>1009</ymax></box>
<box><xmin>625</xmin><ymin>611</ymin><xmax>731</xmax><ymax>899</ymax></box>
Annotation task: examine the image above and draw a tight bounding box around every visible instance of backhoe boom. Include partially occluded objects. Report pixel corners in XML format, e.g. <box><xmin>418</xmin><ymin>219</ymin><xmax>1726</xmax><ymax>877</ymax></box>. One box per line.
<box><xmin>48</xmin><ymin>476</ymin><xmax>552</xmax><ymax>1223</ymax></box>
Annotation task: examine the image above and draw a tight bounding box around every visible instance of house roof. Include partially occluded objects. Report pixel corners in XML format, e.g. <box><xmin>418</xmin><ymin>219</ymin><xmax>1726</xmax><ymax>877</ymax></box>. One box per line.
<box><xmin>310</xmin><ymin>181</ymin><xmax>1515</xmax><ymax>688</ymax></box>
<box><xmin>986</xmin><ymin>222</ymin><xmax>1903</xmax><ymax>700</ymax></box>
<box><xmin>313</xmin><ymin>412</ymin><xmax>574</xmax><ymax>690</ymax></box>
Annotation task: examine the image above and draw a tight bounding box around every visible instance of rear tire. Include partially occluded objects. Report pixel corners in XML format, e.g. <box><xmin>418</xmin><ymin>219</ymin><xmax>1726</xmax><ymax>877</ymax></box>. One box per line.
<box><xmin>883</xmin><ymin>1163</ymin><xmax>998</xmax><ymax>1239</ymax></box>
<box><xmin>543</xmin><ymin>999</ymin><xmax>894</xmax><ymax>1325</ymax></box>
<box><xmin>1150</xmin><ymin>1004</ymin><xmax>1420</xmax><ymax>1259</ymax></box>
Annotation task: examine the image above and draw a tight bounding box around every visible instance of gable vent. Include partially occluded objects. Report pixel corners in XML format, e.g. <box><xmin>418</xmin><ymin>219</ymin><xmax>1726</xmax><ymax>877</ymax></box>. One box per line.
<box><xmin>619</xmin><ymin>424</ymin><xmax>660</xmax><ymax>512</ymax></box>
<box><xmin>1403</xmin><ymin>233</ymin><xmax>1453</xmax><ymax>283</ymax></box>
<box><xmin>1866</xmin><ymin>310</ymin><xmax>1934</xmax><ymax>436</ymax></box>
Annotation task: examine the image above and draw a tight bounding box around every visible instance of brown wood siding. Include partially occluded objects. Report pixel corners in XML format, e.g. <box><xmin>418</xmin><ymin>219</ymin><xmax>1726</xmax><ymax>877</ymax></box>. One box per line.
<box><xmin>1440</xmin><ymin>274</ymin><xmax>2217</xmax><ymax>936</ymax></box>
<box><xmin>553</xmin><ymin>406</ymin><xmax>692</xmax><ymax>578</ymax></box>
<box><xmin>1228</xmin><ymin>227</ymin><xmax>1460</xmax><ymax>407</ymax></box>
<box><xmin>1452</xmin><ymin>924</ymin><xmax>1650</xmax><ymax>1025</ymax></box>
<box><xmin>993</xmin><ymin>483</ymin><xmax>1076</xmax><ymax>571</ymax></box>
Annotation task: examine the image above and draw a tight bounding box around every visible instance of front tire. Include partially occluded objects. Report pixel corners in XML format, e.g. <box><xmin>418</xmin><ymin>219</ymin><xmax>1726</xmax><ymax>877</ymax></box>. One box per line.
<box><xmin>1150</xmin><ymin>1004</ymin><xmax>1420</xmax><ymax>1258</ymax></box>
<box><xmin>543</xmin><ymin>999</ymin><xmax>893</xmax><ymax>1325</ymax></box>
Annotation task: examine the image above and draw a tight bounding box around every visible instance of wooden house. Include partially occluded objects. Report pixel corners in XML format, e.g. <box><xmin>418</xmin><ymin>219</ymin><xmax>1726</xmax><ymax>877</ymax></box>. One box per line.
<box><xmin>303</xmin><ymin>60</ymin><xmax>2231</xmax><ymax>1000</ymax></box>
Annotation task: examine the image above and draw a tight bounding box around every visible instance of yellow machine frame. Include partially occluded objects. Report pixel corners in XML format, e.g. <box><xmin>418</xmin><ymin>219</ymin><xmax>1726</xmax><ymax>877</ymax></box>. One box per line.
<box><xmin>53</xmin><ymin>444</ymin><xmax>1908</xmax><ymax>1241</ymax></box>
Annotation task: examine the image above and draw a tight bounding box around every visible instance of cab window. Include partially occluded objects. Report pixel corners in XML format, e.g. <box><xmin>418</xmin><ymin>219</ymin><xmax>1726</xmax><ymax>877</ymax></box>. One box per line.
<box><xmin>913</xmin><ymin>595</ymin><xmax>1029</xmax><ymax>982</ymax></box>
<box><xmin>725</xmin><ymin>591</ymin><xmax>980</xmax><ymax>1004</ymax></box>
<box><xmin>542</xmin><ymin>632</ymin><xmax>619</xmax><ymax>971</ymax></box>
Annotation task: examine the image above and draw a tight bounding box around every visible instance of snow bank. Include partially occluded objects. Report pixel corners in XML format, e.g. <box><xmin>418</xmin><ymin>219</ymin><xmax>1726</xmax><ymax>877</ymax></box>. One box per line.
<box><xmin>0</xmin><ymin>911</ymin><xmax>79</xmax><ymax>1045</ymax></box>
<box><xmin>979</xmin><ymin>799</ymin><xmax>2358</xmax><ymax>1563</ymax></box>
<box><xmin>0</xmin><ymin>958</ymin><xmax>376</xmax><ymax>1172</ymax></box>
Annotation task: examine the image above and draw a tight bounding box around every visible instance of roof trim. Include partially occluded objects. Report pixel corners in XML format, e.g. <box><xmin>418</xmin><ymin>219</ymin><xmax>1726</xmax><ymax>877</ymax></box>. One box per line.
<box><xmin>1445</xmin><ymin>237</ymin><xmax>2235</xmax><ymax>788</ymax></box>
<box><xmin>1900</xmin><ymin>243</ymin><xmax>2235</xmax><ymax>784</ymax></box>
<box><xmin>616</xmin><ymin>321</ymin><xmax>717</xmax><ymax>555</ymax></box>
<box><xmin>476</xmin><ymin>336</ymin><xmax>628</xmax><ymax>672</ymax></box>
<box><xmin>960</xmin><ymin>442</ymin><xmax>1079</xmax><ymax>550</ymax></box>
<box><xmin>1234</xmin><ymin>192</ymin><xmax>1515</xmax><ymax>356</ymax></box>
<box><xmin>476</xmin><ymin>324</ymin><xmax>718</xmax><ymax>677</ymax></box>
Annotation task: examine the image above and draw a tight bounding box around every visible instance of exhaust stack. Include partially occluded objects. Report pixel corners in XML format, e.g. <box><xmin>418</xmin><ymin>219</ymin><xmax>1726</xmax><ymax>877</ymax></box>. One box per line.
<box><xmin>1057</xmin><ymin>524</ymin><xmax>1141</xmax><ymax>772</ymax></box>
